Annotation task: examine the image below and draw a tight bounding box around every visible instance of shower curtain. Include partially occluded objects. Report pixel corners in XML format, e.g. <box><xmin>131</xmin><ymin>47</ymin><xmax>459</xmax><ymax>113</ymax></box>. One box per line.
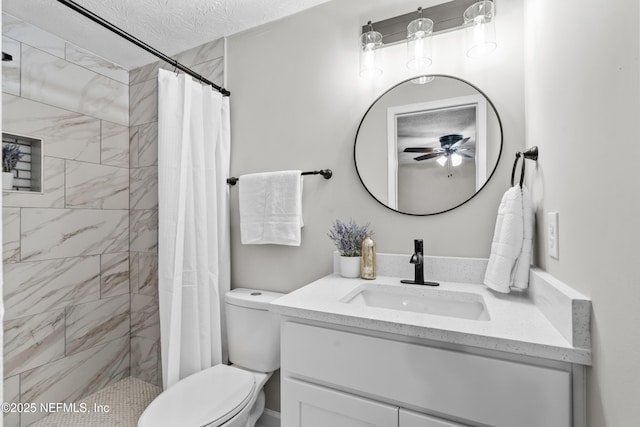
<box><xmin>157</xmin><ymin>69</ymin><xmax>230</xmax><ymax>390</ymax></box>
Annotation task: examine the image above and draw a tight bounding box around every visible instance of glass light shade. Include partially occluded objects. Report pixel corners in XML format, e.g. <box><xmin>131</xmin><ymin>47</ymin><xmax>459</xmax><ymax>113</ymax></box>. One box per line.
<box><xmin>437</xmin><ymin>156</ymin><xmax>447</xmax><ymax>167</ymax></box>
<box><xmin>360</xmin><ymin>30</ymin><xmax>383</xmax><ymax>77</ymax></box>
<box><xmin>451</xmin><ymin>153</ymin><xmax>463</xmax><ymax>167</ymax></box>
<box><xmin>406</xmin><ymin>17</ymin><xmax>434</xmax><ymax>70</ymax></box>
<box><xmin>463</xmin><ymin>1</ymin><xmax>497</xmax><ymax>58</ymax></box>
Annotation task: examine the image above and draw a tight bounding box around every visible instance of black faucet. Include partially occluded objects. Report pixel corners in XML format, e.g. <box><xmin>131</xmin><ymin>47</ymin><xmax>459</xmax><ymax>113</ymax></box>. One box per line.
<box><xmin>401</xmin><ymin>239</ymin><xmax>439</xmax><ymax>286</ymax></box>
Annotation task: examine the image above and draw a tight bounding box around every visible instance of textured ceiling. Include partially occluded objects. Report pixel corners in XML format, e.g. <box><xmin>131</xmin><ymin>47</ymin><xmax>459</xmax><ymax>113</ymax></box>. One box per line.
<box><xmin>3</xmin><ymin>0</ymin><xmax>333</xmax><ymax>69</ymax></box>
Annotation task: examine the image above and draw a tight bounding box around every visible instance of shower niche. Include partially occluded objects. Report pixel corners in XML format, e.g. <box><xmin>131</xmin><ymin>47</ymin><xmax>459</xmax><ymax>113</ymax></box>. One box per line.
<box><xmin>2</xmin><ymin>132</ymin><xmax>44</xmax><ymax>193</ymax></box>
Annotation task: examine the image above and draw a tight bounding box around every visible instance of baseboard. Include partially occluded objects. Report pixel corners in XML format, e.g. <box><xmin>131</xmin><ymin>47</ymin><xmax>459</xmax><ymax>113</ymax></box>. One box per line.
<box><xmin>257</xmin><ymin>408</ymin><xmax>281</xmax><ymax>427</ymax></box>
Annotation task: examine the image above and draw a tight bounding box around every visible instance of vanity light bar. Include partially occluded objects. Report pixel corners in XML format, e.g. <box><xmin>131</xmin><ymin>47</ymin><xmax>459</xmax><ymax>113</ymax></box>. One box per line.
<box><xmin>362</xmin><ymin>0</ymin><xmax>486</xmax><ymax>46</ymax></box>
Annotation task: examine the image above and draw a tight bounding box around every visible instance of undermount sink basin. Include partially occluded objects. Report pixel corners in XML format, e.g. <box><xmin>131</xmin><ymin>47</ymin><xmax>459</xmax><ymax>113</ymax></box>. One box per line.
<box><xmin>340</xmin><ymin>283</ymin><xmax>490</xmax><ymax>321</ymax></box>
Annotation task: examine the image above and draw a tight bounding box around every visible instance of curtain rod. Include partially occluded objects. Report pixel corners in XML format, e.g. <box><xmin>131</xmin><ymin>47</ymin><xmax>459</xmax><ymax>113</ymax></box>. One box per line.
<box><xmin>55</xmin><ymin>0</ymin><xmax>231</xmax><ymax>97</ymax></box>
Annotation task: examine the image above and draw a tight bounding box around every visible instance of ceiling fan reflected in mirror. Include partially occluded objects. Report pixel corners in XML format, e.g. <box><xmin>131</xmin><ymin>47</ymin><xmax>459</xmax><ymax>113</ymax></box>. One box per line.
<box><xmin>403</xmin><ymin>134</ymin><xmax>472</xmax><ymax>177</ymax></box>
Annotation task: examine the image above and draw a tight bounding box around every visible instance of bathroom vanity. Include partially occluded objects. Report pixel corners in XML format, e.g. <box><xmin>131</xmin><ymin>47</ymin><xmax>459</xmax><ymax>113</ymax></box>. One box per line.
<box><xmin>270</xmin><ymin>254</ymin><xmax>591</xmax><ymax>427</ymax></box>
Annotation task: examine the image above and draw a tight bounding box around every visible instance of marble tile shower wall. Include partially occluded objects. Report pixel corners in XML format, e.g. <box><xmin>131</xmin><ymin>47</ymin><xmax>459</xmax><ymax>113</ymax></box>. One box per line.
<box><xmin>128</xmin><ymin>39</ymin><xmax>224</xmax><ymax>388</ymax></box>
<box><xmin>2</xmin><ymin>14</ymin><xmax>129</xmax><ymax>427</ymax></box>
<box><xmin>2</xmin><ymin>12</ymin><xmax>224</xmax><ymax>425</ymax></box>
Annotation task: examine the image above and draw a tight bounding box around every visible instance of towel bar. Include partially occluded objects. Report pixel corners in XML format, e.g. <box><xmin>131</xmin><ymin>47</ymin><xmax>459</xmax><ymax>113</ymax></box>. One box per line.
<box><xmin>511</xmin><ymin>147</ymin><xmax>538</xmax><ymax>187</ymax></box>
<box><xmin>227</xmin><ymin>169</ymin><xmax>332</xmax><ymax>186</ymax></box>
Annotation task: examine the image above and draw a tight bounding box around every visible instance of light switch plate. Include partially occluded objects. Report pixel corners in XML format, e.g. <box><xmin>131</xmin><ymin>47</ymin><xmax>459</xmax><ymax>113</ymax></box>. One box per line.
<box><xmin>548</xmin><ymin>212</ymin><xmax>559</xmax><ymax>259</ymax></box>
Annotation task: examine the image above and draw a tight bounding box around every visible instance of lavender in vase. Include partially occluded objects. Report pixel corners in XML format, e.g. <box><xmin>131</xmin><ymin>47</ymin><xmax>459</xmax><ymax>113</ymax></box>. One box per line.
<box><xmin>2</xmin><ymin>144</ymin><xmax>23</xmax><ymax>191</ymax></box>
<box><xmin>3</xmin><ymin>144</ymin><xmax>23</xmax><ymax>173</ymax></box>
<box><xmin>328</xmin><ymin>219</ymin><xmax>373</xmax><ymax>278</ymax></box>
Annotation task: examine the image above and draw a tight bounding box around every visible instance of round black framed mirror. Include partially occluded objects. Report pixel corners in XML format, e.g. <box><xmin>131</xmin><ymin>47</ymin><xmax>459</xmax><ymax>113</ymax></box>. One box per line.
<box><xmin>354</xmin><ymin>75</ymin><xmax>503</xmax><ymax>216</ymax></box>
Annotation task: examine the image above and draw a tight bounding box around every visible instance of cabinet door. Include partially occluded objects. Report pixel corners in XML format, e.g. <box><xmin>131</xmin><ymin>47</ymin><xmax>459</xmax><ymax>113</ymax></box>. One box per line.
<box><xmin>282</xmin><ymin>378</ymin><xmax>398</xmax><ymax>427</ymax></box>
<box><xmin>400</xmin><ymin>409</ymin><xmax>468</xmax><ymax>427</ymax></box>
<box><xmin>282</xmin><ymin>321</ymin><xmax>571</xmax><ymax>427</ymax></box>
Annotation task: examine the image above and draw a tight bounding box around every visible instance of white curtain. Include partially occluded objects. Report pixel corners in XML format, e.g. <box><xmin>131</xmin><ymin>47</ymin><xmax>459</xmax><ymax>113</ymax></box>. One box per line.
<box><xmin>157</xmin><ymin>69</ymin><xmax>231</xmax><ymax>390</ymax></box>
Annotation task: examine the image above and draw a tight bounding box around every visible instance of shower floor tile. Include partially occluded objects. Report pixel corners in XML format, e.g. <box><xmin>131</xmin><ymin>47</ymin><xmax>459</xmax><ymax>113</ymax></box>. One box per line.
<box><xmin>29</xmin><ymin>376</ymin><xmax>161</xmax><ymax>427</ymax></box>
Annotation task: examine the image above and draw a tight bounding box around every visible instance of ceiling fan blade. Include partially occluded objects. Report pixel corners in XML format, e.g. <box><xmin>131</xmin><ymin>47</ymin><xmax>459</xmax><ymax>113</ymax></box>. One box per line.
<box><xmin>458</xmin><ymin>153</ymin><xmax>474</xmax><ymax>159</ymax></box>
<box><xmin>414</xmin><ymin>153</ymin><xmax>442</xmax><ymax>161</ymax></box>
<box><xmin>451</xmin><ymin>137</ymin><xmax>471</xmax><ymax>149</ymax></box>
<box><xmin>404</xmin><ymin>147</ymin><xmax>441</xmax><ymax>153</ymax></box>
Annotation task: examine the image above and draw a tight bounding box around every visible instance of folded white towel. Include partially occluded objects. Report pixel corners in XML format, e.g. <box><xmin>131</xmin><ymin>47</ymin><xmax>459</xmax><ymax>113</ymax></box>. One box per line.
<box><xmin>484</xmin><ymin>185</ymin><xmax>534</xmax><ymax>293</ymax></box>
<box><xmin>239</xmin><ymin>170</ymin><xmax>303</xmax><ymax>246</ymax></box>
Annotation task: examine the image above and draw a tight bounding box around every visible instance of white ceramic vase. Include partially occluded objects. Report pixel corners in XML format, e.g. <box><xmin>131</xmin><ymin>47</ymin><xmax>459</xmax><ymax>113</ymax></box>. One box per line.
<box><xmin>339</xmin><ymin>256</ymin><xmax>361</xmax><ymax>278</ymax></box>
<box><xmin>2</xmin><ymin>171</ymin><xmax>13</xmax><ymax>191</ymax></box>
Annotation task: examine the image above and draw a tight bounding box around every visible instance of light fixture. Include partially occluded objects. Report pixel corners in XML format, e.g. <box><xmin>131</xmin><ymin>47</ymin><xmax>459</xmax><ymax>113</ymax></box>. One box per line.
<box><xmin>436</xmin><ymin>154</ymin><xmax>463</xmax><ymax>178</ymax></box>
<box><xmin>360</xmin><ymin>1</ymin><xmax>498</xmax><ymax>77</ymax></box>
<box><xmin>360</xmin><ymin>21</ymin><xmax>383</xmax><ymax>78</ymax></box>
<box><xmin>406</xmin><ymin>7</ymin><xmax>433</xmax><ymax>71</ymax></box>
<box><xmin>463</xmin><ymin>1</ymin><xmax>497</xmax><ymax>58</ymax></box>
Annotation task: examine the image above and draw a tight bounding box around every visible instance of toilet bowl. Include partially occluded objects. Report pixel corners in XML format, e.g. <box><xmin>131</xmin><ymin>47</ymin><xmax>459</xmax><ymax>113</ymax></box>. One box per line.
<box><xmin>138</xmin><ymin>288</ymin><xmax>284</xmax><ymax>427</ymax></box>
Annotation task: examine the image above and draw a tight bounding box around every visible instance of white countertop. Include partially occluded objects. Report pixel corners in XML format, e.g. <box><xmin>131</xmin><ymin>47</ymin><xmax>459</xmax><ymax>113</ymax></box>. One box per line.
<box><xmin>270</xmin><ymin>272</ymin><xmax>592</xmax><ymax>365</ymax></box>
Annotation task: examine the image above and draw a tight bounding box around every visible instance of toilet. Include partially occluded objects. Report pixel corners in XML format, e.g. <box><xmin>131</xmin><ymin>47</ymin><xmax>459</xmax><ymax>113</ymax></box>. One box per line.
<box><xmin>138</xmin><ymin>288</ymin><xmax>284</xmax><ymax>427</ymax></box>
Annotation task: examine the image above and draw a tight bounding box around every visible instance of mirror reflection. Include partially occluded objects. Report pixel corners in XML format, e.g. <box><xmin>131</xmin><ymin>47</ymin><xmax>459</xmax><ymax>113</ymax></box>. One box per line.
<box><xmin>355</xmin><ymin>75</ymin><xmax>503</xmax><ymax>215</ymax></box>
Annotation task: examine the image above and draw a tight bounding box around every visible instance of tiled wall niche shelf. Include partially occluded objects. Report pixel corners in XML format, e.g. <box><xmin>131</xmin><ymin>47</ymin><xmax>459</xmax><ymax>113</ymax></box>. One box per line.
<box><xmin>2</xmin><ymin>132</ymin><xmax>44</xmax><ymax>193</ymax></box>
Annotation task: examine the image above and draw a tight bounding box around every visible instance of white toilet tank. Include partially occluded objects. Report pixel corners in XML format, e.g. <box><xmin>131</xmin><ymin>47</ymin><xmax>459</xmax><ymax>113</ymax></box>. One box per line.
<box><xmin>225</xmin><ymin>288</ymin><xmax>284</xmax><ymax>373</ymax></box>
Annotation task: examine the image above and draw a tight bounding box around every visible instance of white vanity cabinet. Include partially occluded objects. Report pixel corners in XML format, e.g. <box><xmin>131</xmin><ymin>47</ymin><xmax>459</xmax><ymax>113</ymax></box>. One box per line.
<box><xmin>282</xmin><ymin>378</ymin><xmax>399</xmax><ymax>427</ymax></box>
<box><xmin>282</xmin><ymin>378</ymin><xmax>468</xmax><ymax>427</ymax></box>
<box><xmin>281</xmin><ymin>320</ymin><xmax>576</xmax><ymax>427</ymax></box>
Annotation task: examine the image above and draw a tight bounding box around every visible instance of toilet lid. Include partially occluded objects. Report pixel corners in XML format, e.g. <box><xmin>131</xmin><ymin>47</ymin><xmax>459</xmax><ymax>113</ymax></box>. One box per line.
<box><xmin>139</xmin><ymin>365</ymin><xmax>255</xmax><ymax>427</ymax></box>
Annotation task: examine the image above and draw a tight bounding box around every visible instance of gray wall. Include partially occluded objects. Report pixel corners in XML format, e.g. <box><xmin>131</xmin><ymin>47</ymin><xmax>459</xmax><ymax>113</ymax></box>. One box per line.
<box><xmin>524</xmin><ymin>0</ymin><xmax>640</xmax><ymax>425</ymax></box>
<box><xmin>228</xmin><ymin>0</ymin><xmax>524</xmax><ymax>411</ymax></box>
<box><xmin>2</xmin><ymin>13</ymin><xmax>130</xmax><ymax>427</ymax></box>
<box><xmin>227</xmin><ymin>0</ymin><xmax>524</xmax><ymax>287</ymax></box>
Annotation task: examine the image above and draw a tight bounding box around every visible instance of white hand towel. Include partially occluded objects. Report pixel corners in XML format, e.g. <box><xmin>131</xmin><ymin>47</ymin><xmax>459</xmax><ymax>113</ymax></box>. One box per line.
<box><xmin>239</xmin><ymin>170</ymin><xmax>303</xmax><ymax>246</ymax></box>
<box><xmin>484</xmin><ymin>185</ymin><xmax>534</xmax><ymax>293</ymax></box>
<box><xmin>512</xmin><ymin>186</ymin><xmax>534</xmax><ymax>290</ymax></box>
